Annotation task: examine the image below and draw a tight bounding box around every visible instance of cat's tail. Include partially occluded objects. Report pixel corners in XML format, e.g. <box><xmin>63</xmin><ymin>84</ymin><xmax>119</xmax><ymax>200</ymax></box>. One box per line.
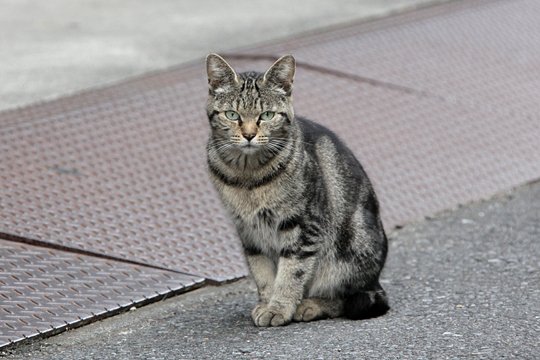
<box><xmin>343</xmin><ymin>281</ymin><xmax>390</xmax><ymax>320</ymax></box>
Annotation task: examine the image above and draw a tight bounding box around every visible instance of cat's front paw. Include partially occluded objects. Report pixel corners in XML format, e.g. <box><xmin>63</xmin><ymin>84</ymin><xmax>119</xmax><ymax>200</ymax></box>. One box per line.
<box><xmin>251</xmin><ymin>303</ymin><xmax>293</xmax><ymax>327</ymax></box>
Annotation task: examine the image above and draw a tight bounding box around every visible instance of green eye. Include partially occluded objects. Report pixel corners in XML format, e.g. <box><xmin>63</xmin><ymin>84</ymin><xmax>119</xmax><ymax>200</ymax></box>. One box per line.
<box><xmin>259</xmin><ymin>111</ymin><xmax>275</xmax><ymax>121</ymax></box>
<box><xmin>225</xmin><ymin>111</ymin><xmax>240</xmax><ymax>121</ymax></box>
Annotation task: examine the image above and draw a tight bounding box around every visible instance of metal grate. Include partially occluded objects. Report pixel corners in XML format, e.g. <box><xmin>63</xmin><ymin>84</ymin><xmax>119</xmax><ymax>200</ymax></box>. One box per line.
<box><xmin>0</xmin><ymin>73</ymin><xmax>247</xmax><ymax>282</ymax></box>
<box><xmin>0</xmin><ymin>240</ymin><xmax>204</xmax><ymax>348</ymax></box>
<box><xmin>241</xmin><ymin>0</ymin><xmax>540</xmax><ymax>120</ymax></box>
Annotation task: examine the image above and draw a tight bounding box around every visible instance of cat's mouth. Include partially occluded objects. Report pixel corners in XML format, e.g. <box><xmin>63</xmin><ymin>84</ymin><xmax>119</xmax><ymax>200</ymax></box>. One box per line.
<box><xmin>239</xmin><ymin>142</ymin><xmax>260</xmax><ymax>154</ymax></box>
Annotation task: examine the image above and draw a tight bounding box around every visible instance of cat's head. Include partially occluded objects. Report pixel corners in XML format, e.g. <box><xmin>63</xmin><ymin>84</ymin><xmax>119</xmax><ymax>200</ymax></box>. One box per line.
<box><xmin>206</xmin><ymin>54</ymin><xmax>295</xmax><ymax>154</ymax></box>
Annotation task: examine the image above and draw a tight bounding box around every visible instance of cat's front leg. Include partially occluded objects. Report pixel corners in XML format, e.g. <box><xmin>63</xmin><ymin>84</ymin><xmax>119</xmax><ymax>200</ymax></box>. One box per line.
<box><xmin>251</xmin><ymin>240</ymin><xmax>318</xmax><ymax>327</ymax></box>
<box><xmin>245</xmin><ymin>253</ymin><xmax>276</xmax><ymax>303</ymax></box>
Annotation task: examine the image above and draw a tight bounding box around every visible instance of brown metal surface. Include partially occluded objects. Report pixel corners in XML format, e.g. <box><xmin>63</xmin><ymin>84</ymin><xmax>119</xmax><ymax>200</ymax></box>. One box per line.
<box><xmin>228</xmin><ymin>0</ymin><xmax>540</xmax><ymax>225</ymax></box>
<box><xmin>0</xmin><ymin>239</ymin><xmax>204</xmax><ymax>348</ymax></box>
<box><xmin>1</xmin><ymin>0</ymin><xmax>540</xmax><ymax>349</ymax></box>
<box><xmin>0</xmin><ymin>72</ymin><xmax>246</xmax><ymax>282</ymax></box>
<box><xmin>242</xmin><ymin>0</ymin><xmax>540</xmax><ymax>117</ymax></box>
<box><xmin>256</xmin><ymin>60</ymin><xmax>540</xmax><ymax>228</ymax></box>
<box><xmin>3</xmin><ymin>50</ymin><xmax>538</xmax><ymax>279</ymax></box>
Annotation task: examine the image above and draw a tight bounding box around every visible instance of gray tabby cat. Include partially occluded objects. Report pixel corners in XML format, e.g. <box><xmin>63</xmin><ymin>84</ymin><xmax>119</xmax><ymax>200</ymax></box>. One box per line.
<box><xmin>205</xmin><ymin>53</ymin><xmax>389</xmax><ymax>327</ymax></box>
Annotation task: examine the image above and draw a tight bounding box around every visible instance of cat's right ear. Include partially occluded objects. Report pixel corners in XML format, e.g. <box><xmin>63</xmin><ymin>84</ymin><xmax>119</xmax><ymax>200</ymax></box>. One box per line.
<box><xmin>206</xmin><ymin>53</ymin><xmax>238</xmax><ymax>93</ymax></box>
<box><xmin>263</xmin><ymin>55</ymin><xmax>295</xmax><ymax>96</ymax></box>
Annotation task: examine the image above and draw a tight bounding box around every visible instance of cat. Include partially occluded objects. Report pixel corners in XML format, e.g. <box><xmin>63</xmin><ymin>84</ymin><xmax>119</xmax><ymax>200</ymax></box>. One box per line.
<box><xmin>205</xmin><ymin>53</ymin><xmax>389</xmax><ymax>327</ymax></box>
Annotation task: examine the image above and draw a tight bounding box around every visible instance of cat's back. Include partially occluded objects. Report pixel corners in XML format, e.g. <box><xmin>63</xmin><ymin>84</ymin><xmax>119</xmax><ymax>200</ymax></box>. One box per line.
<box><xmin>296</xmin><ymin>116</ymin><xmax>377</xmax><ymax>216</ymax></box>
<box><xmin>297</xmin><ymin>117</ymin><xmax>368</xmax><ymax>180</ymax></box>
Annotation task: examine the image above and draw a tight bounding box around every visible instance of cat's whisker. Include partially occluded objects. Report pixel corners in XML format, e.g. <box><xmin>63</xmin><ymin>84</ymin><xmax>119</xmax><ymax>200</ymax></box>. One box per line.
<box><xmin>270</xmin><ymin>137</ymin><xmax>313</xmax><ymax>146</ymax></box>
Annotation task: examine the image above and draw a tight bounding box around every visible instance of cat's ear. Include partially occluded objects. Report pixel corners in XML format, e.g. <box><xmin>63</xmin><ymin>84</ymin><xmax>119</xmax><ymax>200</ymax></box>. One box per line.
<box><xmin>206</xmin><ymin>53</ymin><xmax>239</xmax><ymax>93</ymax></box>
<box><xmin>263</xmin><ymin>55</ymin><xmax>295</xmax><ymax>96</ymax></box>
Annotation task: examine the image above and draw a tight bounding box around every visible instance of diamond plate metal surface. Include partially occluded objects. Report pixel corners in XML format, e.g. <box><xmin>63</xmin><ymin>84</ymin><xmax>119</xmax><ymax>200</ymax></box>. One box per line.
<box><xmin>252</xmin><ymin>59</ymin><xmax>540</xmax><ymax>228</ymax></box>
<box><xmin>0</xmin><ymin>239</ymin><xmax>204</xmax><ymax>348</ymax></box>
<box><xmin>3</xmin><ymin>50</ymin><xmax>539</xmax><ymax>281</ymax></box>
<box><xmin>0</xmin><ymin>71</ymin><xmax>246</xmax><ymax>282</ymax></box>
<box><xmin>242</xmin><ymin>0</ymin><xmax>540</xmax><ymax>118</ymax></box>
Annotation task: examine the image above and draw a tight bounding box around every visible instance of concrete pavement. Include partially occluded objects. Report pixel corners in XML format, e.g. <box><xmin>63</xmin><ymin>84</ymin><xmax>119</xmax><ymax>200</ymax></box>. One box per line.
<box><xmin>4</xmin><ymin>181</ymin><xmax>539</xmax><ymax>359</ymax></box>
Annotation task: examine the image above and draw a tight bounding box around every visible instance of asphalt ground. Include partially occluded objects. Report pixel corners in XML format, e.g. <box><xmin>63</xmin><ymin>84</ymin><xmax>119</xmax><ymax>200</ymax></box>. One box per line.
<box><xmin>3</xmin><ymin>181</ymin><xmax>538</xmax><ymax>359</ymax></box>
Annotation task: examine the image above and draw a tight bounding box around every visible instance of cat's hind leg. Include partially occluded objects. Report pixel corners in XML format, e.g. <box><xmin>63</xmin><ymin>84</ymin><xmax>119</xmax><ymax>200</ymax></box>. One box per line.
<box><xmin>294</xmin><ymin>284</ymin><xmax>389</xmax><ymax>322</ymax></box>
<box><xmin>343</xmin><ymin>281</ymin><xmax>389</xmax><ymax>320</ymax></box>
<box><xmin>293</xmin><ymin>298</ymin><xmax>343</xmax><ymax>322</ymax></box>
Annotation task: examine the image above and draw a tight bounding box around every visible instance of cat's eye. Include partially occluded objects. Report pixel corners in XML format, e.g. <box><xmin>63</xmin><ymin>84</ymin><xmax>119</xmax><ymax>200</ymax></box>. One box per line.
<box><xmin>225</xmin><ymin>111</ymin><xmax>240</xmax><ymax>121</ymax></box>
<box><xmin>259</xmin><ymin>111</ymin><xmax>275</xmax><ymax>121</ymax></box>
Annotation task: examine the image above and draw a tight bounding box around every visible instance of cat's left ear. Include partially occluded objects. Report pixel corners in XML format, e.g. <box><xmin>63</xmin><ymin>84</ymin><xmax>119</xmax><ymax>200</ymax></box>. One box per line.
<box><xmin>263</xmin><ymin>55</ymin><xmax>295</xmax><ymax>96</ymax></box>
<box><xmin>206</xmin><ymin>53</ymin><xmax>239</xmax><ymax>93</ymax></box>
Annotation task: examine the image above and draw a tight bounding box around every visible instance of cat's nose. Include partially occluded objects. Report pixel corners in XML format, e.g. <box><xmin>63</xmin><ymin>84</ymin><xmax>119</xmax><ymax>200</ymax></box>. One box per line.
<box><xmin>242</xmin><ymin>133</ymin><xmax>256</xmax><ymax>142</ymax></box>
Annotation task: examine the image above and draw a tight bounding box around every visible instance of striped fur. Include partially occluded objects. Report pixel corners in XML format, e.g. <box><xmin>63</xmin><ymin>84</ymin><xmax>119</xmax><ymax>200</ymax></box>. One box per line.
<box><xmin>206</xmin><ymin>54</ymin><xmax>389</xmax><ymax>327</ymax></box>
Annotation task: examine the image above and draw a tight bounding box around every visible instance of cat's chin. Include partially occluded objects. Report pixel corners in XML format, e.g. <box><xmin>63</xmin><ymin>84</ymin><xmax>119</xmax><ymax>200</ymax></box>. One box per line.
<box><xmin>239</xmin><ymin>145</ymin><xmax>260</xmax><ymax>155</ymax></box>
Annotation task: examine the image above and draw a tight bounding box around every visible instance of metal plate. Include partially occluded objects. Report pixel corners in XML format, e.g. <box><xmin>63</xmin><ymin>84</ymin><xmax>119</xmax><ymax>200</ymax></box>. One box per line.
<box><xmin>0</xmin><ymin>239</ymin><xmax>204</xmax><ymax>348</ymax></box>
<box><xmin>3</xmin><ymin>53</ymin><xmax>539</xmax><ymax>282</ymax></box>
<box><xmin>241</xmin><ymin>0</ymin><xmax>540</xmax><ymax>117</ymax></box>
<box><xmin>274</xmin><ymin>60</ymin><xmax>540</xmax><ymax>228</ymax></box>
<box><xmin>0</xmin><ymin>71</ymin><xmax>247</xmax><ymax>282</ymax></box>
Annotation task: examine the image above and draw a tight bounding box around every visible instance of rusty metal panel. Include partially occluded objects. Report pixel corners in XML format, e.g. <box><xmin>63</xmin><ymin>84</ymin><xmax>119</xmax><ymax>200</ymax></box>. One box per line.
<box><xmin>249</xmin><ymin>60</ymin><xmax>540</xmax><ymax>228</ymax></box>
<box><xmin>0</xmin><ymin>240</ymin><xmax>204</xmax><ymax>348</ymax></box>
<box><xmin>2</xmin><ymin>54</ymin><xmax>540</xmax><ymax>286</ymax></box>
<box><xmin>228</xmin><ymin>0</ymin><xmax>540</xmax><ymax>225</ymax></box>
<box><xmin>299</xmin><ymin>73</ymin><xmax>540</xmax><ymax>227</ymax></box>
<box><xmin>0</xmin><ymin>72</ymin><xmax>247</xmax><ymax>282</ymax></box>
<box><xmin>241</xmin><ymin>0</ymin><xmax>540</xmax><ymax>118</ymax></box>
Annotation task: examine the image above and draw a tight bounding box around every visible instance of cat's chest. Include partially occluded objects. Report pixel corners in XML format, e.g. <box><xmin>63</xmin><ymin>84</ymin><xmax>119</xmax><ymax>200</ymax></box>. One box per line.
<box><xmin>220</xmin><ymin>184</ymin><xmax>284</xmax><ymax>218</ymax></box>
<box><xmin>218</xmin><ymin>182</ymin><xmax>297</xmax><ymax>255</ymax></box>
